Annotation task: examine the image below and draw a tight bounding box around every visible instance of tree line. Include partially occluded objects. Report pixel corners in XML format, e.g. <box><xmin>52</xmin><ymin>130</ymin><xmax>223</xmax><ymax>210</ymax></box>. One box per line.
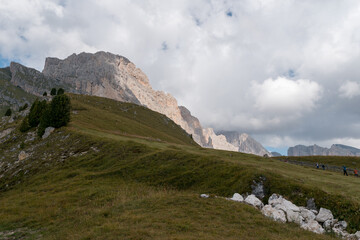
<box><xmin>19</xmin><ymin>88</ymin><xmax>71</xmax><ymax>137</ymax></box>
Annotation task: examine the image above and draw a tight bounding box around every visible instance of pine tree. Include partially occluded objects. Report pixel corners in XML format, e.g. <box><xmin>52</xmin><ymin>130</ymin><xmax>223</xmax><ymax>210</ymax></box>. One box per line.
<box><xmin>4</xmin><ymin>108</ymin><xmax>11</xmax><ymax>116</ymax></box>
<box><xmin>50</xmin><ymin>88</ymin><xmax>57</xmax><ymax>96</ymax></box>
<box><xmin>28</xmin><ymin>99</ymin><xmax>48</xmax><ymax>127</ymax></box>
<box><xmin>57</xmin><ymin>88</ymin><xmax>65</xmax><ymax>95</ymax></box>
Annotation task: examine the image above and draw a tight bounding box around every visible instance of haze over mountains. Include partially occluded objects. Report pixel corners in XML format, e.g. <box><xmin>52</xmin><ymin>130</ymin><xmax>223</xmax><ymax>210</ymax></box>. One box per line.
<box><xmin>2</xmin><ymin>51</ymin><xmax>271</xmax><ymax>156</ymax></box>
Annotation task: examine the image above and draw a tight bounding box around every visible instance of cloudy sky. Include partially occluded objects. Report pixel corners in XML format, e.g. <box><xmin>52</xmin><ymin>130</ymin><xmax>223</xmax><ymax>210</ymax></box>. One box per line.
<box><xmin>1</xmin><ymin>0</ymin><xmax>360</xmax><ymax>154</ymax></box>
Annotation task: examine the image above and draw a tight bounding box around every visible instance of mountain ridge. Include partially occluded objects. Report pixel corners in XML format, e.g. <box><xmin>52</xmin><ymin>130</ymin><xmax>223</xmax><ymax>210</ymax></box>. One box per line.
<box><xmin>4</xmin><ymin>51</ymin><xmax>269</xmax><ymax>156</ymax></box>
<box><xmin>288</xmin><ymin>143</ymin><xmax>360</xmax><ymax>156</ymax></box>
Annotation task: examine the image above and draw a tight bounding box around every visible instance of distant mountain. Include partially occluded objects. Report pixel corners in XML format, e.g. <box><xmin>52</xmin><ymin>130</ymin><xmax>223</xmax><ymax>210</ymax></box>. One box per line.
<box><xmin>3</xmin><ymin>51</ymin><xmax>268</xmax><ymax>156</ymax></box>
<box><xmin>288</xmin><ymin>144</ymin><xmax>360</xmax><ymax>156</ymax></box>
<box><xmin>271</xmin><ymin>152</ymin><xmax>282</xmax><ymax>157</ymax></box>
<box><xmin>218</xmin><ymin>131</ymin><xmax>271</xmax><ymax>156</ymax></box>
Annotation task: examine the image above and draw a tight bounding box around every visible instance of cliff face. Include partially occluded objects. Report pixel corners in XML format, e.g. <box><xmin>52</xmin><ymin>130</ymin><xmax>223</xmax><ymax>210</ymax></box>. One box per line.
<box><xmin>42</xmin><ymin>51</ymin><xmax>213</xmax><ymax>147</ymax></box>
<box><xmin>9</xmin><ymin>62</ymin><xmax>70</xmax><ymax>96</ymax></box>
<box><xmin>219</xmin><ymin>131</ymin><xmax>271</xmax><ymax>156</ymax></box>
<box><xmin>288</xmin><ymin>144</ymin><xmax>360</xmax><ymax>156</ymax></box>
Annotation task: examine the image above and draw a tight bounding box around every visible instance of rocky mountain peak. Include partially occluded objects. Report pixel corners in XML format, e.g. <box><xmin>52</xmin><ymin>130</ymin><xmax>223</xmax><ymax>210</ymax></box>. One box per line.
<box><xmin>3</xmin><ymin>51</ymin><xmax>270</xmax><ymax>156</ymax></box>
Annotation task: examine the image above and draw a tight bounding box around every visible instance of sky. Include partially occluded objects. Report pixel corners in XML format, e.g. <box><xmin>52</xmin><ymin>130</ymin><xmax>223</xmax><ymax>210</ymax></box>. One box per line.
<box><xmin>1</xmin><ymin>0</ymin><xmax>360</xmax><ymax>155</ymax></box>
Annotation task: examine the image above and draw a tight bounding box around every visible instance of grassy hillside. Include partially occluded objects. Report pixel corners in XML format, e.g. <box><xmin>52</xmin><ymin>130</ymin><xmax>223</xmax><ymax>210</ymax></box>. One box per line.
<box><xmin>0</xmin><ymin>94</ymin><xmax>359</xmax><ymax>239</ymax></box>
<box><xmin>0</xmin><ymin>67</ymin><xmax>36</xmax><ymax>115</ymax></box>
<box><xmin>275</xmin><ymin>155</ymin><xmax>360</xmax><ymax>170</ymax></box>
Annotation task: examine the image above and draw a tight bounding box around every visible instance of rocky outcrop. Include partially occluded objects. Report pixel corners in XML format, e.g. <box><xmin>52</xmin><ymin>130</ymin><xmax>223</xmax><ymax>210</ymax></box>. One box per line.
<box><xmin>219</xmin><ymin>131</ymin><xmax>271</xmax><ymax>156</ymax></box>
<box><xmin>42</xmin><ymin>127</ymin><xmax>55</xmax><ymax>139</ymax></box>
<box><xmin>288</xmin><ymin>144</ymin><xmax>360</xmax><ymax>156</ymax></box>
<box><xmin>202</xmin><ymin>192</ymin><xmax>360</xmax><ymax>239</ymax></box>
<box><xmin>9</xmin><ymin>62</ymin><xmax>69</xmax><ymax>97</ymax></box>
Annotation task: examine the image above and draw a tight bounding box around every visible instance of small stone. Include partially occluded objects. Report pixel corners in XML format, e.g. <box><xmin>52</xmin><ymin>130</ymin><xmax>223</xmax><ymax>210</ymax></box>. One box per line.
<box><xmin>355</xmin><ymin>231</ymin><xmax>360</xmax><ymax>239</ymax></box>
<box><xmin>323</xmin><ymin>219</ymin><xmax>338</xmax><ymax>232</ymax></box>
<box><xmin>42</xmin><ymin>127</ymin><xmax>55</xmax><ymax>139</ymax></box>
<box><xmin>230</xmin><ymin>193</ymin><xmax>244</xmax><ymax>202</ymax></box>
<box><xmin>18</xmin><ymin>151</ymin><xmax>28</xmax><ymax>161</ymax></box>
<box><xmin>333</xmin><ymin>220</ymin><xmax>347</xmax><ymax>231</ymax></box>
<box><xmin>200</xmin><ymin>194</ymin><xmax>209</xmax><ymax>198</ymax></box>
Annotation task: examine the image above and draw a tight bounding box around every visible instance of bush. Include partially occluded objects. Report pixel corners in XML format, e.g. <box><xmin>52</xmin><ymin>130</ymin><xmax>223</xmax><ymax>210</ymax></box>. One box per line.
<box><xmin>43</xmin><ymin>92</ymin><xmax>47</xmax><ymax>97</ymax></box>
<box><xmin>28</xmin><ymin>99</ymin><xmax>48</xmax><ymax>128</ymax></box>
<box><xmin>50</xmin><ymin>88</ymin><xmax>57</xmax><ymax>96</ymax></box>
<box><xmin>57</xmin><ymin>88</ymin><xmax>65</xmax><ymax>95</ymax></box>
<box><xmin>38</xmin><ymin>94</ymin><xmax>71</xmax><ymax>137</ymax></box>
<box><xmin>19</xmin><ymin>103</ymin><xmax>28</xmax><ymax>112</ymax></box>
<box><xmin>19</xmin><ymin>116</ymin><xmax>31</xmax><ymax>132</ymax></box>
<box><xmin>4</xmin><ymin>108</ymin><xmax>12</xmax><ymax>116</ymax></box>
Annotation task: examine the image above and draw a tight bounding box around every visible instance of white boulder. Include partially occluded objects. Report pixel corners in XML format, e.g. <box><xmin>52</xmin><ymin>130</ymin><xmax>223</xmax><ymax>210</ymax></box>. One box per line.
<box><xmin>315</xmin><ymin>207</ymin><xmax>333</xmax><ymax>223</ymax></box>
<box><xmin>300</xmin><ymin>219</ymin><xmax>325</xmax><ymax>234</ymax></box>
<box><xmin>261</xmin><ymin>205</ymin><xmax>287</xmax><ymax>223</ymax></box>
<box><xmin>355</xmin><ymin>231</ymin><xmax>360</xmax><ymax>239</ymax></box>
<box><xmin>245</xmin><ymin>194</ymin><xmax>264</xmax><ymax>209</ymax></box>
<box><xmin>299</xmin><ymin>207</ymin><xmax>316</xmax><ymax>222</ymax></box>
<box><xmin>42</xmin><ymin>127</ymin><xmax>55</xmax><ymax>139</ymax></box>
<box><xmin>230</xmin><ymin>193</ymin><xmax>244</xmax><ymax>202</ymax></box>
<box><xmin>334</xmin><ymin>221</ymin><xmax>348</xmax><ymax>231</ymax></box>
<box><xmin>268</xmin><ymin>193</ymin><xmax>300</xmax><ymax>212</ymax></box>
<box><xmin>286</xmin><ymin>209</ymin><xmax>304</xmax><ymax>225</ymax></box>
<box><xmin>200</xmin><ymin>194</ymin><xmax>209</xmax><ymax>198</ymax></box>
<box><xmin>18</xmin><ymin>151</ymin><xmax>28</xmax><ymax>161</ymax></box>
<box><xmin>323</xmin><ymin>219</ymin><xmax>338</xmax><ymax>232</ymax></box>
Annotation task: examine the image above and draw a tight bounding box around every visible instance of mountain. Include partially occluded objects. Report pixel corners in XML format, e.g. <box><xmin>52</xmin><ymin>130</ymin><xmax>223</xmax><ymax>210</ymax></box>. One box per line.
<box><xmin>271</xmin><ymin>152</ymin><xmax>282</xmax><ymax>157</ymax></box>
<box><xmin>218</xmin><ymin>131</ymin><xmax>271</xmax><ymax>156</ymax></box>
<box><xmin>288</xmin><ymin>144</ymin><xmax>360</xmax><ymax>156</ymax></box>
<box><xmin>5</xmin><ymin>51</ymin><xmax>268</xmax><ymax>155</ymax></box>
<box><xmin>0</xmin><ymin>67</ymin><xmax>36</xmax><ymax>115</ymax></box>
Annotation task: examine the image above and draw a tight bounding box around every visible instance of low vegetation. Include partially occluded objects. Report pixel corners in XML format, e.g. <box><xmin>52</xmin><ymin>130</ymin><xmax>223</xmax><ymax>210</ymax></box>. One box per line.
<box><xmin>0</xmin><ymin>94</ymin><xmax>359</xmax><ymax>239</ymax></box>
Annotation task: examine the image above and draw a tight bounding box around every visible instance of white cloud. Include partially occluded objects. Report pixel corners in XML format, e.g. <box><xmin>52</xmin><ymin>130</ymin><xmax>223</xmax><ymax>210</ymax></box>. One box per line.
<box><xmin>251</xmin><ymin>77</ymin><xmax>322</xmax><ymax>115</ymax></box>
<box><xmin>339</xmin><ymin>81</ymin><xmax>360</xmax><ymax>98</ymax></box>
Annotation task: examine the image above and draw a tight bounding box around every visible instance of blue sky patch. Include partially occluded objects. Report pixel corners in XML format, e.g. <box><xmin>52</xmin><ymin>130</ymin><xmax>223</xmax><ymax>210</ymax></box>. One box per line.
<box><xmin>226</xmin><ymin>10</ymin><xmax>233</xmax><ymax>17</ymax></box>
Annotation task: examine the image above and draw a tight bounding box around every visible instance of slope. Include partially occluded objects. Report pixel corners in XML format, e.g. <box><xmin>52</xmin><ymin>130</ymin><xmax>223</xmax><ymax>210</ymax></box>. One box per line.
<box><xmin>0</xmin><ymin>94</ymin><xmax>359</xmax><ymax>239</ymax></box>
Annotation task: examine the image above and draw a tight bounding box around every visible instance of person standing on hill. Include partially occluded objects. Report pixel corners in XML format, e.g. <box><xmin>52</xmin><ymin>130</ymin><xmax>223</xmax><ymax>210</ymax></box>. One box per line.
<box><xmin>354</xmin><ymin>169</ymin><xmax>358</xmax><ymax>177</ymax></box>
<box><xmin>316</xmin><ymin>163</ymin><xmax>319</xmax><ymax>169</ymax></box>
<box><xmin>322</xmin><ymin>164</ymin><xmax>325</xmax><ymax>170</ymax></box>
<box><xmin>343</xmin><ymin>166</ymin><xmax>348</xmax><ymax>176</ymax></box>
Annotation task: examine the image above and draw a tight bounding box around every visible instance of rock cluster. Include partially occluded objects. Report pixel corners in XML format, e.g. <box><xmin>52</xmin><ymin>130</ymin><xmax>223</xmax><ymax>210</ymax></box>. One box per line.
<box><xmin>201</xmin><ymin>192</ymin><xmax>360</xmax><ymax>239</ymax></box>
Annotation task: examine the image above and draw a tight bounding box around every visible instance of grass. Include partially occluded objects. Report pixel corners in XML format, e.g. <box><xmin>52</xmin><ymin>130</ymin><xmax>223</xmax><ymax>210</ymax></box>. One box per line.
<box><xmin>275</xmin><ymin>155</ymin><xmax>360</xmax><ymax>170</ymax></box>
<box><xmin>0</xmin><ymin>93</ymin><xmax>359</xmax><ymax>239</ymax></box>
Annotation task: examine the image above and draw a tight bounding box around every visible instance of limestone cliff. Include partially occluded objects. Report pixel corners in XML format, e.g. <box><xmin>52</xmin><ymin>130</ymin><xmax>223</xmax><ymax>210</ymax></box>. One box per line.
<box><xmin>288</xmin><ymin>144</ymin><xmax>360</xmax><ymax>156</ymax></box>
<box><xmin>219</xmin><ymin>131</ymin><xmax>271</xmax><ymax>156</ymax></box>
<box><xmin>42</xmin><ymin>51</ymin><xmax>211</xmax><ymax>147</ymax></box>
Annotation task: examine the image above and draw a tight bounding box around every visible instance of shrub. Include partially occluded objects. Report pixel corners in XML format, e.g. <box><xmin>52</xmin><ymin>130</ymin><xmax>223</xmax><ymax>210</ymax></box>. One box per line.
<box><xmin>50</xmin><ymin>88</ymin><xmax>57</xmax><ymax>96</ymax></box>
<box><xmin>4</xmin><ymin>108</ymin><xmax>11</xmax><ymax>116</ymax></box>
<box><xmin>28</xmin><ymin>99</ymin><xmax>48</xmax><ymax>128</ymax></box>
<box><xmin>19</xmin><ymin>103</ymin><xmax>28</xmax><ymax>112</ymax></box>
<box><xmin>43</xmin><ymin>92</ymin><xmax>47</xmax><ymax>96</ymax></box>
<box><xmin>57</xmin><ymin>88</ymin><xmax>65</xmax><ymax>95</ymax></box>
<box><xmin>19</xmin><ymin>116</ymin><xmax>31</xmax><ymax>132</ymax></box>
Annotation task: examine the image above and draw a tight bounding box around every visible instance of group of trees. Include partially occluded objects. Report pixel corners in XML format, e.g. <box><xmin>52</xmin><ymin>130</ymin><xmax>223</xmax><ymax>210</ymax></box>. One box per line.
<box><xmin>20</xmin><ymin>91</ymin><xmax>71</xmax><ymax>137</ymax></box>
<box><xmin>43</xmin><ymin>88</ymin><xmax>65</xmax><ymax>97</ymax></box>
